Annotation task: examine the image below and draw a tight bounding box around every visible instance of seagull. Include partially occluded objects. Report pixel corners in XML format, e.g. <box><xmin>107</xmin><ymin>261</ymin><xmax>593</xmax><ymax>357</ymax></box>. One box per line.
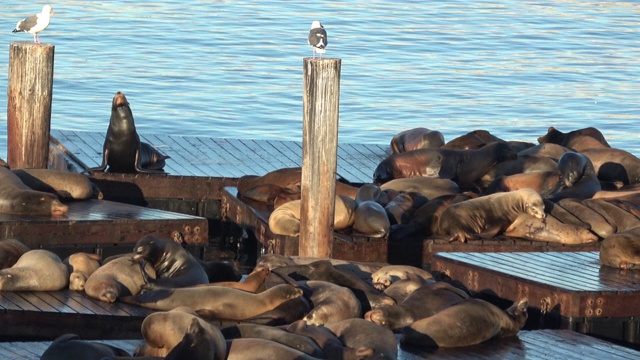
<box><xmin>12</xmin><ymin>5</ymin><xmax>56</xmax><ymax>44</ymax></box>
<box><xmin>308</xmin><ymin>20</ymin><xmax>328</xmax><ymax>59</ymax></box>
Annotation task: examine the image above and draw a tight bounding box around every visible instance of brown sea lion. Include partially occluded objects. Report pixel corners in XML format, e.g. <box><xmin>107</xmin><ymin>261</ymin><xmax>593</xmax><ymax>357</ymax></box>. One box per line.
<box><xmin>0</xmin><ymin>238</ymin><xmax>29</xmax><ymax>270</ymax></box>
<box><xmin>64</xmin><ymin>252</ymin><xmax>101</xmax><ymax>291</ymax></box>
<box><xmin>441</xmin><ymin>129</ymin><xmax>504</xmax><ymax>150</ymax></box>
<box><xmin>600</xmin><ymin>226</ymin><xmax>640</xmax><ymax>270</ymax></box>
<box><xmin>581</xmin><ymin>148</ymin><xmax>640</xmax><ymax>185</ymax></box>
<box><xmin>371</xmin><ymin>265</ymin><xmax>434</xmax><ymax>290</ymax></box>
<box><xmin>0</xmin><ymin>249</ymin><xmax>69</xmax><ymax>291</ymax></box>
<box><xmin>87</xmin><ymin>91</ymin><xmax>169</xmax><ymax>174</ymax></box>
<box><xmin>485</xmin><ymin>171</ymin><xmax>561</xmax><ymax>198</ymax></box>
<box><xmin>268</xmin><ymin>194</ymin><xmax>357</xmax><ymax>236</ymax></box>
<box><xmin>380</xmin><ymin>177</ymin><xmax>459</xmax><ymax>199</ymax></box>
<box><xmin>0</xmin><ymin>166</ymin><xmax>68</xmax><ymax>216</ymax></box>
<box><xmin>325</xmin><ymin>318</ymin><xmax>398</xmax><ymax>360</ymax></box>
<box><xmin>479</xmin><ymin>154</ymin><xmax>559</xmax><ymax>189</ymax></box>
<box><xmin>226</xmin><ymin>338</ymin><xmax>320</xmax><ymax>360</ymax></box>
<box><xmin>84</xmin><ymin>254</ymin><xmax>155</xmax><ymax>303</ymax></box>
<box><xmin>12</xmin><ymin>168</ymin><xmax>95</xmax><ymax>200</ymax></box>
<box><xmin>555</xmin><ymin>198</ymin><xmax>616</xmax><ymax>238</ymax></box>
<box><xmin>132</xmin><ymin>235</ymin><xmax>209</xmax><ymax>291</ymax></box>
<box><xmin>221</xmin><ymin>323</ymin><xmax>325</xmax><ymax>358</ymax></box>
<box><xmin>351</xmin><ymin>184</ymin><xmax>391</xmax><ymax>238</ymax></box>
<box><xmin>40</xmin><ymin>334</ymin><xmax>131</xmax><ymax>360</ymax></box>
<box><xmin>517</xmin><ymin>143</ymin><xmax>572</xmax><ymax>161</ymax></box>
<box><xmin>390</xmin><ymin>127</ymin><xmax>445</xmax><ymax>153</ymax></box>
<box><xmin>122</xmin><ymin>283</ymin><xmax>303</xmax><ymax>320</ymax></box>
<box><xmin>437</xmin><ymin>189</ymin><xmax>546</xmax><ymax>243</ymax></box>
<box><xmin>365</xmin><ymin>281</ymin><xmax>469</xmax><ymax>330</ymax></box>
<box><xmin>300</xmin><ymin>280</ymin><xmax>362</xmax><ymax>326</ymax></box>
<box><xmin>384</xmin><ymin>191</ymin><xmax>429</xmax><ymax>225</ymax></box>
<box><xmin>373</xmin><ymin>142</ymin><xmax>517</xmax><ymax>188</ymax></box>
<box><xmin>136</xmin><ymin>308</ymin><xmax>226</xmax><ymax>359</ymax></box>
<box><xmin>537</xmin><ymin>126</ymin><xmax>610</xmax><ymax>152</ymax></box>
<box><xmin>503</xmin><ymin>213</ymin><xmax>599</xmax><ymax>245</ymax></box>
<box><xmin>548</xmin><ymin>151</ymin><xmax>601</xmax><ymax>202</ymax></box>
<box><xmin>402</xmin><ymin>298</ymin><xmax>528</xmax><ymax>348</ymax></box>
<box><xmin>286</xmin><ymin>320</ymin><xmax>375</xmax><ymax>360</ymax></box>
<box><xmin>382</xmin><ymin>273</ymin><xmax>431</xmax><ymax>304</ymax></box>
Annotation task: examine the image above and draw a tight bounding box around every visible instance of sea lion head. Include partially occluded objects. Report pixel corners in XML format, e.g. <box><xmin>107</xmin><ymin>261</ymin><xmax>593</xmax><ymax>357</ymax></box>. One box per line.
<box><xmin>132</xmin><ymin>235</ymin><xmax>165</xmax><ymax>262</ymax></box>
<box><xmin>110</xmin><ymin>92</ymin><xmax>137</xmax><ymax>130</ymax></box>
<box><xmin>69</xmin><ymin>271</ymin><xmax>88</xmax><ymax>291</ymax></box>
<box><xmin>537</xmin><ymin>126</ymin><xmax>563</xmax><ymax>145</ymax></box>
<box><xmin>373</xmin><ymin>159</ymin><xmax>394</xmax><ymax>185</ymax></box>
<box><xmin>0</xmin><ymin>273</ymin><xmax>16</xmax><ymax>290</ymax></box>
<box><xmin>557</xmin><ymin>152</ymin><xmax>589</xmax><ymax>187</ymax></box>
<box><xmin>522</xmin><ymin>189</ymin><xmax>546</xmax><ymax>219</ymax></box>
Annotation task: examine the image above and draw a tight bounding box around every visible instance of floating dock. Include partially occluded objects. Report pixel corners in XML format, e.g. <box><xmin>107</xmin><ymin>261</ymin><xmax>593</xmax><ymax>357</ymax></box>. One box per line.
<box><xmin>431</xmin><ymin>251</ymin><xmax>640</xmax><ymax>346</ymax></box>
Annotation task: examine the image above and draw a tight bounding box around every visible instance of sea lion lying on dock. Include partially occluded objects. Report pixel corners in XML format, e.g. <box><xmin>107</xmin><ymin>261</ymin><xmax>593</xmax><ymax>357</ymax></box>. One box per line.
<box><xmin>0</xmin><ymin>249</ymin><xmax>69</xmax><ymax>291</ymax></box>
<box><xmin>0</xmin><ymin>166</ymin><xmax>68</xmax><ymax>216</ymax></box>
<box><xmin>64</xmin><ymin>252</ymin><xmax>101</xmax><ymax>291</ymax></box>
<box><xmin>84</xmin><ymin>254</ymin><xmax>155</xmax><ymax>303</ymax></box>
<box><xmin>537</xmin><ymin>126</ymin><xmax>611</xmax><ymax>152</ymax></box>
<box><xmin>599</xmin><ymin>226</ymin><xmax>640</xmax><ymax>270</ymax></box>
<box><xmin>390</xmin><ymin>127</ymin><xmax>445</xmax><ymax>153</ymax></box>
<box><xmin>40</xmin><ymin>334</ymin><xmax>131</xmax><ymax>360</ymax></box>
<box><xmin>12</xmin><ymin>168</ymin><xmax>96</xmax><ymax>200</ymax></box>
<box><xmin>268</xmin><ymin>195</ymin><xmax>357</xmax><ymax>236</ymax></box>
<box><xmin>370</xmin><ymin>264</ymin><xmax>434</xmax><ymax>290</ymax></box>
<box><xmin>325</xmin><ymin>318</ymin><xmax>398</xmax><ymax>360</ymax></box>
<box><xmin>401</xmin><ymin>298</ymin><xmax>528</xmax><ymax>348</ymax></box>
<box><xmin>221</xmin><ymin>323</ymin><xmax>325</xmax><ymax>358</ymax></box>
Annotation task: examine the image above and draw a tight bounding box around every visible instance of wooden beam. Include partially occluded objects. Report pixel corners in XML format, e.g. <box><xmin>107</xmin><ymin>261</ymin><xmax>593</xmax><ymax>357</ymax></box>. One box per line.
<box><xmin>299</xmin><ymin>58</ymin><xmax>341</xmax><ymax>258</ymax></box>
<box><xmin>7</xmin><ymin>42</ymin><xmax>55</xmax><ymax>169</ymax></box>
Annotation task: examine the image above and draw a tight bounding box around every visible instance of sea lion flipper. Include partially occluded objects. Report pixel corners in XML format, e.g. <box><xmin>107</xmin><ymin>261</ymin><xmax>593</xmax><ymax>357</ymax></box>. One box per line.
<box><xmin>84</xmin><ymin>148</ymin><xmax>109</xmax><ymax>174</ymax></box>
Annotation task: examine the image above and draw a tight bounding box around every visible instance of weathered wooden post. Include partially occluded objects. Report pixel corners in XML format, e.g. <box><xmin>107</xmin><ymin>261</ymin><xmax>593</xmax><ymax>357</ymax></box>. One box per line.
<box><xmin>7</xmin><ymin>42</ymin><xmax>55</xmax><ymax>169</ymax></box>
<box><xmin>299</xmin><ymin>57</ymin><xmax>341</xmax><ymax>258</ymax></box>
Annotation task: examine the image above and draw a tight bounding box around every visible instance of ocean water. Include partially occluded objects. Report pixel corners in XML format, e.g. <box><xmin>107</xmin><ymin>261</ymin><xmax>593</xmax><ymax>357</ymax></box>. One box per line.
<box><xmin>1</xmin><ymin>1</ymin><xmax>638</xmax><ymax>160</ymax></box>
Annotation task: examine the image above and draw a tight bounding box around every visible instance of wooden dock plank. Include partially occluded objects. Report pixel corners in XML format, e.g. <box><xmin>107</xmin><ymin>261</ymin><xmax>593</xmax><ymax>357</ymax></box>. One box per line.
<box><xmin>0</xmin><ymin>199</ymin><xmax>208</xmax><ymax>247</ymax></box>
<box><xmin>50</xmin><ymin>129</ymin><xmax>389</xmax><ymax>184</ymax></box>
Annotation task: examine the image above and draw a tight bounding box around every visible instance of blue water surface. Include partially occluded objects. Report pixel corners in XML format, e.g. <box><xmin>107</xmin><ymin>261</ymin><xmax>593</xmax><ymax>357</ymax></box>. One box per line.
<box><xmin>0</xmin><ymin>1</ymin><xmax>638</xmax><ymax>159</ymax></box>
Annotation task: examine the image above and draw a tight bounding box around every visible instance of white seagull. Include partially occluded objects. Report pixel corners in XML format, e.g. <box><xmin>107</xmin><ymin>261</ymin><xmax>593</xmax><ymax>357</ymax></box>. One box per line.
<box><xmin>308</xmin><ymin>20</ymin><xmax>328</xmax><ymax>59</ymax></box>
<box><xmin>12</xmin><ymin>5</ymin><xmax>56</xmax><ymax>44</ymax></box>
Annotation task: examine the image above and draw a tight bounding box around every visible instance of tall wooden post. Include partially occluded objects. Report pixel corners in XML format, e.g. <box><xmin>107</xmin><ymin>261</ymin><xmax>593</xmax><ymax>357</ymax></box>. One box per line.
<box><xmin>299</xmin><ymin>57</ymin><xmax>341</xmax><ymax>258</ymax></box>
<box><xmin>7</xmin><ymin>42</ymin><xmax>55</xmax><ymax>169</ymax></box>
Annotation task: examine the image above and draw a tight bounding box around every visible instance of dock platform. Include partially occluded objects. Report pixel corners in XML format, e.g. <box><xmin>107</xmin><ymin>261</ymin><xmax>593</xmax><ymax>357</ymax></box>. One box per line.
<box><xmin>431</xmin><ymin>251</ymin><xmax>640</xmax><ymax>345</ymax></box>
<box><xmin>221</xmin><ymin>186</ymin><xmax>601</xmax><ymax>267</ymax></box>
<box><xmin>0</xmin><ymin>289</ymin><xmax>152</xmax><ymax>341</ymax></box>
<box><xmin>1</xmin><ymin>329</ymin><xmax>638</xmax><ymax>359</ymax></box>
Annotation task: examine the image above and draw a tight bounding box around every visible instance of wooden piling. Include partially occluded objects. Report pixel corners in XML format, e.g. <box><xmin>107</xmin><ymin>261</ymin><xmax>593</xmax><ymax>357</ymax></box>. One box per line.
<box><xmin>299</xmin><ymin>57</ymin><xmax>341</xmax><ymax>258</ymax></box>
<box><xmin>7</xmin><ymin>42</ymin><xmax>55</xmax><ymax>169</ymax></box>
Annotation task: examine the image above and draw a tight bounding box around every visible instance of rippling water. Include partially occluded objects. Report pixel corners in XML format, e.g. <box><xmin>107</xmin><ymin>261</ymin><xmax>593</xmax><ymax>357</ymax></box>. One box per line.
<box><xmin>1</xmin><ymin>1</ymin><xmax>638</xmax><ymax>160</ymax></box>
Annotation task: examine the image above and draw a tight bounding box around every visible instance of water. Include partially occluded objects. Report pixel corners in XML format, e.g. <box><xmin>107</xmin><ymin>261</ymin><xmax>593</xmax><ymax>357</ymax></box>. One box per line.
<box><xmin>1</xmin><ymin>1</ymin><xmax>638</xmax><ymax>160</ymax></box>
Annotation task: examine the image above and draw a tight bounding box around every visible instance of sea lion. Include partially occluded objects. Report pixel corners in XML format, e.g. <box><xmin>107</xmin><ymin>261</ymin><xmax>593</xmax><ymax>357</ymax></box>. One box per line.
<box><xmin>226</xmin><ymin>338</ymin><xmax>320</xmax><ymax>360</ymax></box>
<box><xmin>581</xmin><ymin>147</ymin><xmax>640</xmax><ymax>185</ymax></box>
<box><xmin>390</xmin><ymin>127</ymin><xmax>445</xmax><ymax>153</ymax></box>
<box><xmin>351</xmin><ymin>184</ymin><xmax>391</xmax><ymax>238</ymax></box>
<box><xmin>441</xmin><ymin>129</ymin><xmax>504</xmax><ymax>150</ymax></box>
<box><xmin>221</xmin><ymin>323</ymin><xmax>325</xmax><ymax>358</ymax></box>
<box><xmin>286</xmin><ymin>320</ymin><xmax>375</xmax><ymax>360</ymax></box>
<box><xmin>86</xmin><ymin>91</ymin><xmax>169</xmax><ymax>174</ymax></box>
<box><xmin>543</xmin><ymin>199</ymin><xmax>592</xmax><ymax>229</ymax></box>
<box><xmin>555</xmin><ymin>198</ymin><xmax>616</xmax><ymax>238</ymax></box>
<box><xmin>268</xmin><ymin>194</ymin><xmax>357</xmax><ymax>236</ymax></box>
<box><xmin>479</xmin><ymin>154</ymin><xmax>559</xmax><ymax>189</ymax></box>
<box><xmin>384</xmin><ymin>191</ymin><xmax>428</xmax><ymax>225</ymax></box>
<box><xmin>584</xmin><ymin>198</ymin><xmax>640</xmax><ymax>233</ymax></box>
<box><xmin>380</xmin><ymin>177</ymin><xmax>459</xmax><ymax>199</ymax></box>
<box><xmin>370</xmin><ymin>265</ymin><xmax>434</xmax><ymax>290</ymax></box>
<box><xmin>503</xmin><ymin>213</ymin><xmax>599</xmax><ymax>245</ymax></box>
<box><xmin>12</xmin><ymin>168</ymin><xmax>95</xmax><ymax>200</ymax></box>
<box><xmin>0</xmin><ymin>238</ymin><xmax>29</xmax><ymax>270</ymax></box>
<box><xmin>300</xmin><ymin>280</ymin><xmax>362</xmax><ymax>326</ymax></box>
<box><xmin>136</xmin><ymin>308</ymin><xmax>226</xmax><ymax>360</ymax></box>
<box><xmin>373</xmin><ymin>142</ymin><xmax>517</xmax><ymax>188</ymax></box>
<box><xmin>485</xmin><ymin>171</ymin><xmax>561</xmax><ymax>197</ymax></box>
<box><xmin>122</xmin><ymin>283</ymin><xmax>304</xmax><ymax>320</ymax></box>
<box><xmin>64</xmin><ymin>252</ymin><xmax>101</xmax><ymax>291</ymax></box>
<box><xmin>325</xmin><ymin>318</ymin><xmax>398</xmax><ymax>360</ymax></box>
<box><xmin>40</xmin><ymin>334</ymin><xmax>130</xmax><ymax>360</ymax></box>
<box><xmin>365</xmin><ymin>281</ymin><xmax>469</xmax><ymax>330</ymax></box>
<box><xmin>0</xmin><ymin>249</ymin><xmax>69</xmax><ymax>291</ymax></box>
<box><xmin>517</xmin><ymin>143</ymin><xmax>572</xmax><ymax>161</ymax></box>
<box><xmin>401</xmin><ymin>298</ymin><xmax>528</xmax><ymax>348</ymax></box>
<box><xmin>0</xmin><ymin>166</ymin><xmax>68</xmax><ymax>216</ymax></box>
<box><xmin>437</xmin><ymin>189</ymin><xmax>546</xmax><ymax>243</ymax></box>
<box><xmin>600</xmin><ymin>226</ymin><xmax>640</xmax><ymax>270</ymax></box>
<box><xmin>548</xmin><ymin>151</ymin><xmax>601</xmax><ymax>202</ymax></box>
<box><xmin>84</xmin><ymin>254</ymin><xmax>155</xmax><ymax>303</ymax></box>
<box><xmin>537</xmin><ymin>126</ymin><xmax>610</xmax><ymax>152</ymax></box>
<box><xmin>132</xmin><ymin>235</ymin><xmax>209</xmax><ymax>291</ymax></box>
<box><xmin>382</xmin><ymin>273</ymin><xmax>431</xmax><ymax>304</ymax></box>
